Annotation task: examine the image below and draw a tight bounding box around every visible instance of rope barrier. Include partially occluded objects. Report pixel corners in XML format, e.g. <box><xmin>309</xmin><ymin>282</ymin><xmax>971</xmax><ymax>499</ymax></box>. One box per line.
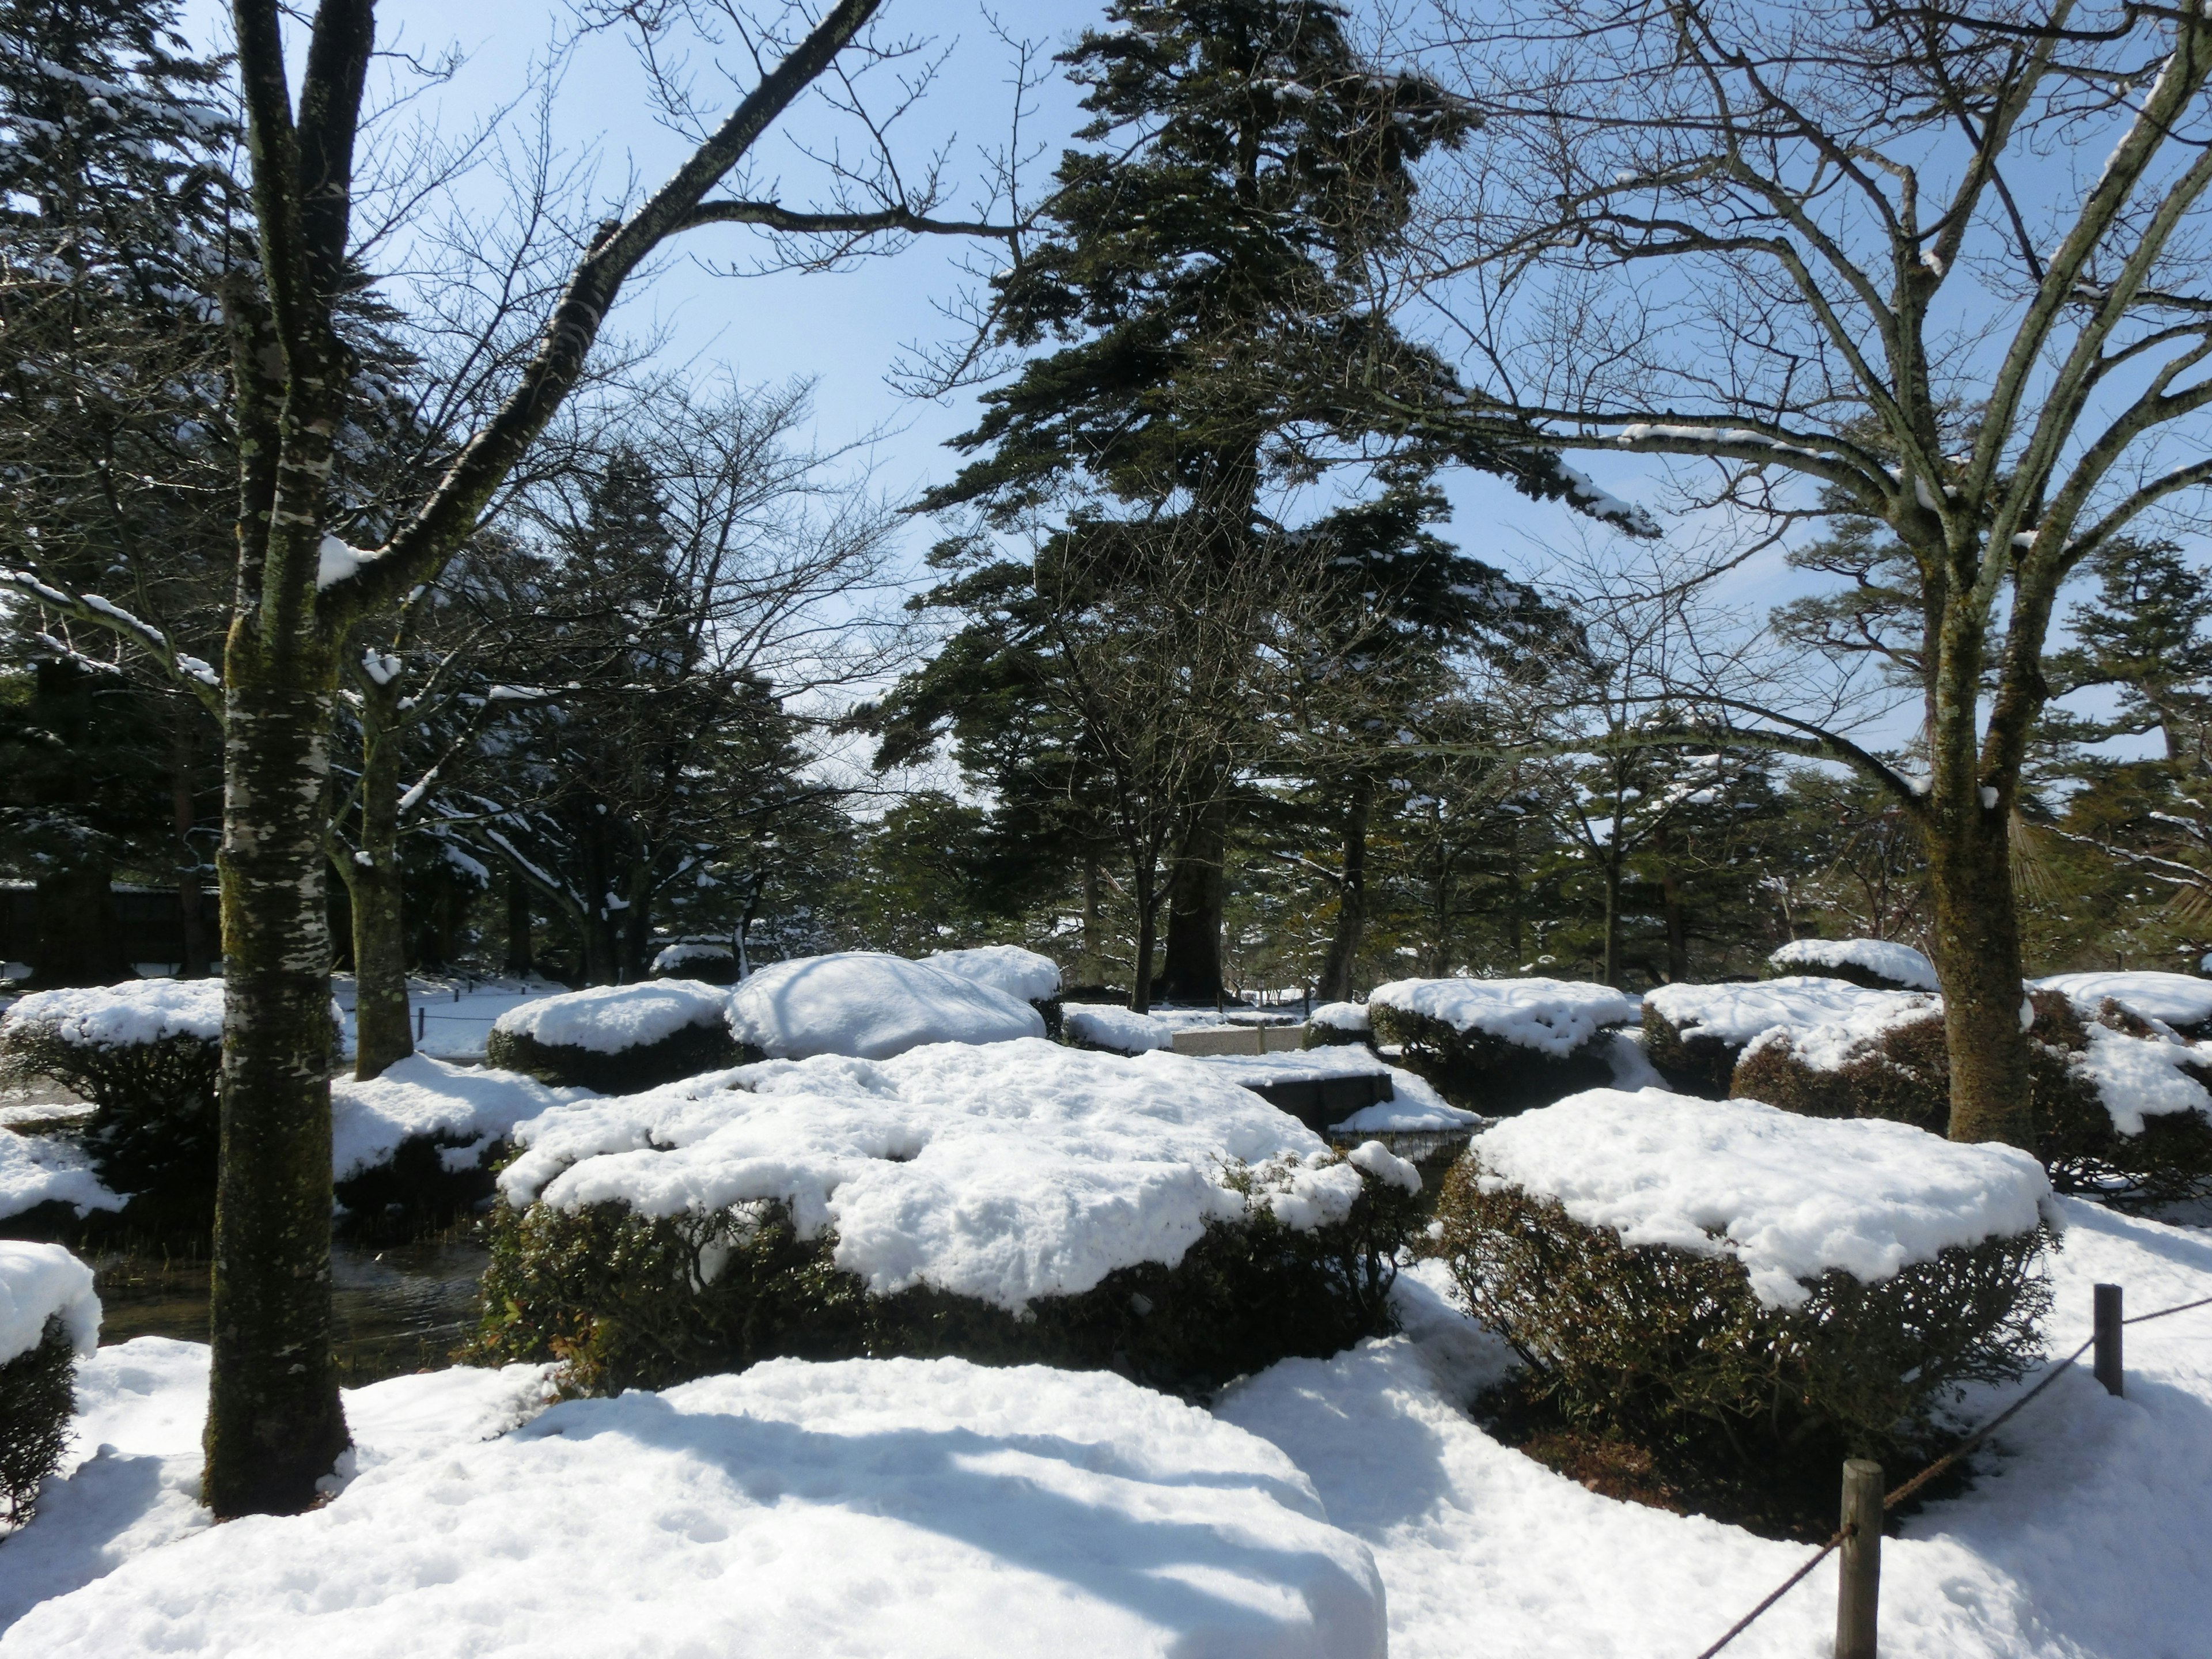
<box><xmin>1690</xmin><ymin>1287</ymin><xmax>2210</xmax><ymax>1658</ymax></box>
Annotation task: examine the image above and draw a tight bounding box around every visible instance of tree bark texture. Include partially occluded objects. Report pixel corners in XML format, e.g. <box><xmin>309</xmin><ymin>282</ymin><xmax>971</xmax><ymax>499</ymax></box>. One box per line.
<box><xmin>1159</xmin><ymin>801</ymin><xmax>1226</xmax><ymax>1004</ymax></box>
<box><xmin>1925</xmin><ymin>806</ymin><xmax>2036</xmax><ymax>1146</ymax></box>
<box><xmin>1315</xmin><ymin>779</ymin><xmax>1371</xmax><ymax>1003</ymax></box>
<box><xmin>343</xmin><ymin>685</ymin><xmax>411</xmax><ymax>1079</ymax></box>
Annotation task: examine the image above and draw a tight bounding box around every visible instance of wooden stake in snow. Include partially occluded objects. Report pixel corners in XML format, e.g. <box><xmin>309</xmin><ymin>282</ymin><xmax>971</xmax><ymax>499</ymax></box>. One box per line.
<box><xmin>2094</xmin><ymin>1283</ymin><xmax>2124</xmax><ymax>1397</ymax></box>
<box><xmin>1836</xmin><ymin>1459</ymin><xmax>1882</xmax><ymax>1659</ymax></box>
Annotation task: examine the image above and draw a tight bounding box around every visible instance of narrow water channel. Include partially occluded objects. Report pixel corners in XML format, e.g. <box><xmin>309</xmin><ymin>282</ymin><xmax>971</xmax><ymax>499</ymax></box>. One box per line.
<box><xmin>92</xmin><ymin>1236</ymin><xmax>491</xmax><ymax>1385</ymax></box>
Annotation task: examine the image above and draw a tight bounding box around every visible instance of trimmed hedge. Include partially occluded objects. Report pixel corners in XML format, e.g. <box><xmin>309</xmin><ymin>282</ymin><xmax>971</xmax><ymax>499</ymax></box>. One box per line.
<box><xmin>1432</xmin><ymin>1154</ymin><xmax>2051</xmax><ymax>1461</ymax></box>
<box><xmin>483</xmin><ymin>1020</ymin><xmax>750</xmax><ymax>1095</ymax></box>
<box><xmin>1734</xmin><ymin>990</ymin><xmax>2212</xmax><ymax>1202</ymax></box>
<box><xmin>1370</xmin><ymin>1004</ymin><xmax>1611</xmax><ymax>1113</ymax></box>
<box><xmin>1</xmin><ymin>1313</ymin><xmax>75</xmax><ymax>1524</ymax></box>
<box><xmin>466</xmin><ymin>1155</ymin><xmax>1424</xmax><ymax>1399</ymax></box>
<box><xmin>1638</xmin><ymin>1003</ymin><xmax>1740</xmax><ymax>1098</ymax></box>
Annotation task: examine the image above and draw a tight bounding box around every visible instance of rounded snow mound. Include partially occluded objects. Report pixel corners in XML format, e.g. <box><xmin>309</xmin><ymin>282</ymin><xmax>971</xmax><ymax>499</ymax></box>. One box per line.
<box><xmin>923</xmin><ymin>944</ymin><xmax>1062</xmax><ymax>1005</ymax></box>
<box><xmin>501</xmin><ymin>1039</ymin><xmax>1347</xmax><ymax>1312</ymax></box>
<box><xmin>0</xmin><ymin>979</ymin><xmax>224</xmax><ymax>1048</ymax></box>
<box><xmin>491</xmin><ymin>979</ymin><xmax>730</xmax><ymax>1056</ymax></box>
<box><xmin>1767</xmin><ymin>937</ymin><xmax>1939</xmax><ymax>991</ymax></box>
<box><xmin>728</xmin><ymin>952</ymin><xmax>1044</xmax><ymax>1062</ymax></box>
<box><xmin>1473</xmin><ymin>1087</ymin><xmax>2056</xmax><ymax>1308</ymax></box>
<box><xmin>649</xmin><ymin>942</ymin><xmax>734</xmax><ymax>974</ymax></box>
<box><xmin>0</xmin><ymin>1130</ymin><xmax>120</xmax><ymax>1224</ymax></box>
<box><xmin>1644</xmin><ymin>976</ymin><xmax>1923</xmax><ymax>1049</ymax></box>
<box><xmin>2037</xmin><ymin>970</ymin><xmax>2212</xmax><ymax>1033</ymax></box>
<box><xmin>1062</xmin><ymin>1003</ymin><xmax>1170</xmax><ymax>1054</ymax></box>
<box><xmin>0</xmin><ymin>1240</ymin><xmax>99</xmax><ymax>1365</ymax></box>
<box><xmin>1308</xmin><ymin>1001</ymin><xmax>1371</xmax><ymax>1033</ymax></box>
<box><xmin>1367</xmin><ymin>977</ymin><xmax>1634</xmax><ymax>1057</ymax></box>
<box><xmin>329</xmin><ymin>1055</ymin><xmax>589</xmax><ymax>1182</ymax></box>
<box><xmin>5</xmin><ymin>1355</ymin><xmax>1387</xmax><ymax>1659</ymax></box>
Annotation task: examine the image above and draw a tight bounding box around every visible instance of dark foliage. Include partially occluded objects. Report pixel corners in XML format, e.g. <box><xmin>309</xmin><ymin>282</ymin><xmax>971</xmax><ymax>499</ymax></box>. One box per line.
<box><xmin>1370</xmin><ymin>1002</ymin><xmax>1615</xmax><ymax>1112</ymax></box>
<box><xmin>1638</xmin><ymin>1003</ymin><xmax>1741</xmax><ymax>1098</ymax></box>
<box><xmin>483</xmin><ymin>1020</ymin><xmax>749</xmax><ymax>1095</ymax></box>
<box><xmin>0</xmin><ymin>1315</ymin><xmax>76</xmax><ymax>1524</ymax></box>
<box><xmin>0</xmin><ymin>1022</ymin><xmax>218</xmax><ymax>1219</ymax></box>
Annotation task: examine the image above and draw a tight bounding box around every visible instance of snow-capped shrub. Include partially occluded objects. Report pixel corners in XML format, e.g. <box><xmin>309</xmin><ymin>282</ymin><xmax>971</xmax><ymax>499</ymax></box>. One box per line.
<box><xmin>0</xmin><ymin>1242</ymin><xmax>98</xmax><ymax>1522</ymax></box>
<box><xmin>1367</xmin><ymin>978</ymin><xmax>1633</xmax><ymax>1112</ymax></box>
<box><xmin>466</xmin><ymin>1042</ymin><xmax>1423</xmax><ymax>1396</ymax></box>
<box><xmin>485</xmin><ymin>980</ymin><xmax>741</xmax><ymax>1093</ymax></box>
<box><xmin>1304</xmin><ymin>1002</ymin><xmax>1372</xmax><ymax>1049</ymax></box>
<box><xmin>0</xmin><ymin>980</ymin><xmax>226</xmax><ymax>1221</ymax></box>
<box><xmin>1062</xmin><ymin>1003</ymin><xmax>1169</xmax><ymax>1056</ymax></box>
<box><xmin>1736</xmin><ymin>989</ymin><xmax>2212</xmax><ymax>1201</ymax></box>
<box><xmin>2037</xmin><ymin>970</ymin><xmax>2212</xmax><ymax>1039</ymax></box>
<box><xmin>0</xmin><ymin>1126</ymin><xmax>123</xmax><ymax>1236</ymax></box>
<box><xmin>728</xmin><ymin>952</ymin><xmax>1044</xmax><ymax>1060</ymax></box>
<box><xmin>926</xmin><ymin>945</ymin><xmax>1064</xmax><ymax>1035</ymax></box>
<box><xmin>649</xmin><ymin>942</ymin><xmax>738</xmax><ymax>986</ymax></box>
<box><xmin>1641</xmin><ymin>977</ymin><xmax>1915</xmax><ymax>1098</ymax></box>
<box><xmin>1767</xmin><ymin>938</ymin><xmax>1940</xmax><ymax>991</ymax></box>
<box><xmin>1432</xmin><ymin>1090</ymin><xmax>2054</xmax><ymax>1461</ymax></box>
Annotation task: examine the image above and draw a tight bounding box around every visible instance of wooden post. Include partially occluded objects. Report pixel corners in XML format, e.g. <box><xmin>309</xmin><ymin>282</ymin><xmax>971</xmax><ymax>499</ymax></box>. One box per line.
<box><xmin>1836</xmin><ymin>1458</ymin><xmax>1882</xmax><ymax>1659</ymax></box>
<box><xmin>2093</xmin><ymin>1283</ymin><xmax>2124</xmax><ymax>1397</ymax></box>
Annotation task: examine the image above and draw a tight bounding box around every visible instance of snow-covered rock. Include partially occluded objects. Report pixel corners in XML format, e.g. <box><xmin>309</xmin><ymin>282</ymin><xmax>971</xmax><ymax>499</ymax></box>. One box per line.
<box><xmin>490</xmin><ymin>980</ymin><xmax>730</xmax><ymax>1056</ymax></box>
<box><xmin>499</xmin><ymin>1039</ymin><xmax>1341</xmax><ymax>1313</ymax></box>
<box><xmin>2037</xmin><ymin>970</ymin><xmax>2212</xmax><ymax>1033</ymax></box>
<box><xmin>0</xmin><ymin>1242</ymin><xmax>98</xmax><ymax>1366</ymax></box>
<box><xmin>1062</xmin><ymin>1003</ymin><xmax>1170</xmax><ymax>1054</ymax></box>
<box><xmin>923</xmin><ymin>944</ymin><xmax>1062</xmax><ymax>1004</ymax></box>
<box><xmin>3</xmin><ymin>1354</ymin><xmax>1385</xmax><ymax>1659</ymax></box>
<box><xmin>1471</xmin><ymin>1087</ymin><xmax>2056</xmax><ymax>1308</ymax></box>
<box><xmin>0</xmin><ymin>1132</ymin><xmax>120</xmax><ymax>1224</ymax></box>
<box><xmin>1645</xmin><ymin>976</ymin><xmax>1923</xmax><ymax>1051</ymax></box>
<box><xmin>1768</xmin><ymin>937</ymin><xmax>1939</xmax><ymax>991</ymax></box>
<box><xmin>726</xmin><ymin>952</ymin><xmax>1044</xmax><ymax>1062</ymax></box>
<box><xmin>0</xmin><ymin>980</ymin><xmax>223</xmax><ymax>1048</ymax></box>
<box><xmin>329</xmin><ymin>1055</ymin><xmax>589</xmax><ymax>1182</ymax></box>
<box><xmin>1368</xmin><ymin>978</ymin><xmax>1634</xmax><ymax>1058</ymax></box>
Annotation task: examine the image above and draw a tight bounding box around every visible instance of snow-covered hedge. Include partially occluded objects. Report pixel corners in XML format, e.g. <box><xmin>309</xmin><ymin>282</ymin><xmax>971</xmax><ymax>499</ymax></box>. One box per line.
<box><xmin>1736</xmin><ymin>988</ymin><xmax>2212</xmax><ymax>1201</ymax></box>
<box><xmin>329</xmin><ymin>1056</ymin><xmax>586</xmax><ymax>1239</ymax></box>
<box><xmin>0</xmin><ymin>1127</ymin><xmax>122</xmax><ymax>1233</ymax></box>
<box><xmin>485</xmin><ymin>980</ymin><xmax>740</xmax><ymax>1093</ymax></box>
<box><xmin>1</xmin><ymin>1241</ymin><xmax>98</xmax><ymax>1523</ymax></box>
<box><xmin>647</xmin><ymin>942</ymin><xmax>737</xmax><ymax>986</ymax></box>
<box><xmin>1433</xmin><ymin>1089</ymin><xmax>2054</xmax><ymax>1461</ymax></box>
<box><xmin>1641</xmin><ymin>977</ymin><xmax>1916</xmax><ymax>1097</ymax></box>
<box><xmin>1366</xmin><ymin>978</ymin><xmax>1634</xmax><ymax>1112</ymax></box>
<box><xmin>1767</xmin><ymin>937</ymin><xmax>1940</xmax><ymax>991</ymax></box>
<box><xmin>468</xmin><ymin>1040</ymin><xmax>1423</xmax><ymax>1396</ymax></box>
<box><xmin>2037</xmin><ymin>970</ymin><xmax>2212</xmax><ymax>1037</ymax></box>
<box><xmin>727</xmin><ymin>952</ymin><xmax>1045</xmax><ymax>1062</ymax></box>
<box><xmin>926</xmin><ymin>945</ymin><xmax>1064</xmax><ymax>1035</ymax></box>
<box><xmin>1061</xmin><ymin>1003</ymin><xmax>1169</xmax><ymax>1056</ymax></box>
<box><xmin>1304</xmin><ymin>1002</ymin><xmax>1372</xmax><ymax>1048</ymax></box>
<box><xmin>0</xmin><ymin>979</ymin><xmax>270</xmax><ymax>1233</ymax></box>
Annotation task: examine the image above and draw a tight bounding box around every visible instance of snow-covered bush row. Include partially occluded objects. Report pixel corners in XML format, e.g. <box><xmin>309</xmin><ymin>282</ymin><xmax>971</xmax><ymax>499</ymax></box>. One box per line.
<box><xmin>1303</xmin><ymin>1002</ymin><xmax>1370</xmax><ymax>1047</ymax></box>
<box><xmin>328</xmin><ymin>1057</ymin><xmax>588</xmax><ymax>1238</ymax></box>
<box><xmin>0</xmin><ymin>1130</ymin><xmax>120</xmax><ymax>1230</ymax></box>
<box><xmin>647</xmin><ymin>941</ymin><xmax>737</xmax><ymax>984</ymax></box>
<box><xmin>728</xmin><ymin>952</ymin><xmax>1044</xmax><ymax>1061</ymax></box>
<box><xmin>1433</xmin><ymin>1088</ymin><xmax>2055</xmax><ymax>1461</ymax></box>
<box><xmin>1366</xmin><ymin>977</ymin><xmax>1634</xmax><ymax>1111</ymax></box>
<box><xmin>0</xmin><ymin>1243</ymin><xmax>98</xmax><ymax>1524</ymax></box>
<box><xmin>2036</xmin><ymin>969</ymin><xmax>2212</xmax><ymax>1036</ymax></box>
<box><xmin>1061</xmin><ymin>1002</ymin><xmax>1169</xmax><ymax>1055</ymax></box>
<box><xmin>1641</xmin><ymin>976</ymin><xmax>1919</xmax><ymax>1096</ymax></box>
<box><xmin>7</xmin><ymin>1354</ymin><xmax>1387</xmax><ymax>1659</ymax></box>
<box><xmin>1767</xmin><ymin>936</ymin><xmax>1940</xmax><ymax>991</ymax></box>
<box><xmin>926</xmin><ymin>945</ymin><xmax>1064</xmax><ymax>1033</ymax></box>
<box><xmin>470</xmin><ymin>1040</ymin><xmax>1423</xmax><ymax>1396</ymax></box>
<box><xmin>485</xmin><ymin>979</ymin><xmax>739</xmax><ymax>1093</ymax></box>
<box><xmin>1737</xmin><ymin>988</ymin><xmax>2212</xmax><ymax>1200</ymax></box>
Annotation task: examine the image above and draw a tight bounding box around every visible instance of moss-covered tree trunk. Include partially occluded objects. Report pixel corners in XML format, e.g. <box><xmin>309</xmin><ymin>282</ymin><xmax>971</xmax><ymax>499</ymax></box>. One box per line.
<box><xmin>1925</xmin><ymin>797</ymin><xmax>2035</xmax><ymax>1146</ymax></box>
<box><xmin>1315</xmin><ymin>779</ymin><xmax>1371</xmax><ymax>1003</ymax></box>
<box><xmin>344</xmin><ymin>677</ymin><xmax>412</xmax><ymax>1080</ymax></box>
<box><xmin>204</xmin><ymin>657</ymin><xmax>350</xmax><ymax>1517</ymax></box>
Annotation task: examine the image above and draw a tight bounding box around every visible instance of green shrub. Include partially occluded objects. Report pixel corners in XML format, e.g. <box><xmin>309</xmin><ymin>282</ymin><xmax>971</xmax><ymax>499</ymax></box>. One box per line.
<box><xmin>1301</xmin><ymin>1023</ymin><xmax>1370</xmax><ymax>1050</ymax></box>
<box><xmin>1</xmin><ymin>1315</ymin><xmax>76</xmax><ymax>1524</ymax></box>
<box><xmin>482</xmin><ymin>1021</ymin><xmax>750</xmax><ymax>1094</ymax></box>
<box><xmin>1638</xmin><ymin>1003</ymin><xmax>1743</xmax><ymax>1098</ymax></box>
<box><xmin>466</xmin><ymin>1154</ymin><xmax>1424</xmax><ymax>1399</ymax></box>
<box><xmin>1431</xmin><ymin>1155</ymin><xmax>2051</xmax><ymax>1463</ymax></box>
<box><xmin>0</xmin><ymin>1022</ymin><xmax>220</xmax><ymax>1220</ymax></box>
<box><xmin>1370</xmin><ymin>1004</ymin><xmax>1611</xmax><ymax>1113</ymax></box>
<box><xmin>1734</xmin><ymin>990</ymin><xmax>2212</xmax><ymax>1202</ymax></box>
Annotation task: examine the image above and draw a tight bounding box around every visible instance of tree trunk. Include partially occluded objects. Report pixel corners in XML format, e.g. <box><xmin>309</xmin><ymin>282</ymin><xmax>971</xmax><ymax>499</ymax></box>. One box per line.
<box><xmin>1600</xmin><ymin>844</ymin><xmax>1624</xmax><ymax>988</ymax></box>
<box><xmin>172</xmin><ymin>707</ymin><xmax>213</xmax><ymax>978</ymax></box>
<box><xmin>1130</xmin><ymin>866</ymin><xmax>1159</xmax><ymax>1015</ymax></box>
<box><xmin>1315</xmin><ymin>779</ymin><xmax>1372</xmax><ymax>1002</ymax></box>
<box><xmin>504</xmin><ymin>868</ymin><xmax>533</xmax><ymax>978</ymax></box>
<box><xmin>1159</xmin><ymin>800</ymin><xmax>1225</xmax><ymax>1004</ymax></box>
<box><xmin>1661</xmin><ymin>866</ymin><xmax>1688</xmax><ymax>983</ymax></box>
<box><xmin>346</xmin><ymin>684</ymin><xmax>412</xmax><ymax>1080</ymax></box>
<box><xmin>30</xmin><ymin>859</ymin><xmax>131</xmax><ymax>988</ymax></box>
<box><xmin>203</xmin><ymin>662</ymin><xmax>350</xmax><ymax>1519</ymax></box>
<box><xmin>1925</xmin><ymin>811</ymin><xmax>2036</xmax><ymax>1146</ymax></box>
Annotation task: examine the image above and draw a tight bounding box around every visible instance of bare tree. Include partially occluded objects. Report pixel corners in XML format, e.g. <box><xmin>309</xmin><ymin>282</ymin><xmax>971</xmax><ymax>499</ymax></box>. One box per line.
<box><xmin>1410</xmin><ymin>0</ymin><xmax>2212</xmax><ymax>1145</ymax></box>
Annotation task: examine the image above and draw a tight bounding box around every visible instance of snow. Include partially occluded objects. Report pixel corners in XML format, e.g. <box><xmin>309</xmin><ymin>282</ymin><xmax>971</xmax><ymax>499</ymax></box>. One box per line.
<box><xmin>1767</xmin><ymin>937</ymin><xmax>1940</xmax><ymax>990</ymax></box>
<box><xmin>5</xmin><ymin>1353</ymin><xmax>1385</xmax><ymax>1659</ymax></box>
<box><xmin>1308</xmin><ymin>1002</ymin><xmax>1370</xmax><ymax>1033</ymax></box>
<box><xmin>1366</xmin><ymin>977</ymin><xmax>1635</xmax><ymax>1058</ymax></box>
<box><xmin>490</xmin><ymin>979</ymin><xmax>730</xmax><ymax>1055</ymax></box>
<box><xmin>2037</xmin><ymin>970</ymin><xmax>2212</xmax><ymax>1030</ymax></box>
<box><xmin>0</xmin><ymin>1131</ymin><xmax>120</xmax><ymax>1222</ymax></box>
<box><xmin>1</xmin><ymin>979</ymin><xmax>222</xmax><ymax>1048</ymax></box>
<box><xmin>727</xmin><ymin>952</ymin><xmax>1044</xmax><ymax>1062</ymax></box>
<box><xmin>329</xmin><ymin>1055</ymin><xmax>590</xmax><ymax>1182</ymax></box>
<box><xmin>315</xmin><ymin>533</ymin><xmax>368</xmax><ymax>589</ymax></box>
<box><xmin>1194</xmin><ymin>1047</ymin><xmax>1397</xmax><ymax>1088</ymax></box>
<box><xmin>1471</xmin><ymin>1088</ymin><xmax>2056</xmax><ymax>1308</ymax></box>
<box><xmin>2073</xmin><ymin>1025</ymin><xmax>2212</xmax><ymax>1137</ymax></box>
<box><xmin>1645</xmin><ymin>975</ymin><xmax>1922</xmax><ymax>1047</ymax></box>
<box><xmin>0</xmin><ymin>1242</ymin><xmax>98</xmax><ymax>1366</ymax></box>
<box><xmin>331</xmin><ymin>976</ymin><xmax>565</xmax><ymax>1062</ymax></box>
<box><xmin>1063</xmin><ymin>1003</ymin><xmax>1171</xmax><ymax>1054</ymax></box>
<box><xmin>498</xmin><ymin>1039</ymin><xmax>1344</xmax><ymax>1314</ymax></box>
<box><xmin>1739</xmin><ymin>990</ymin><xmax>1941</xmax><ymax>1071</ymax></box>
<box><xmin>1328</xmin><ymin>1062</ymin><xmax>1478</xmax><ymax>1134</ymax></box>
<box><xmin>924</xmin><ymin>944</ymin><xmax>1063</xmax><ymax>1003</ymax></box>
<box><xmin>649</xmin><ymin>942</ymin><xmax>731</xmax><ymax>974</ymax></box>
